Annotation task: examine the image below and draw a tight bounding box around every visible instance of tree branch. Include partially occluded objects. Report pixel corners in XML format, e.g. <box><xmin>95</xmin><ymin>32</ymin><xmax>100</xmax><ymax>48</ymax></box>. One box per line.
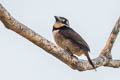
<box><xmin>0</xmin><ymin>3</ymin><xmax>120</xmax><ymax>71</ymax></box>
<box><xmin>100</xmin><ymin>17</ymin><xmax>120</xmax><ymax>58</ymax></box>
<box><xmin>105</xmin><ymin>60</ymin><xmax>120</xmax><ymax>68</ymax></box>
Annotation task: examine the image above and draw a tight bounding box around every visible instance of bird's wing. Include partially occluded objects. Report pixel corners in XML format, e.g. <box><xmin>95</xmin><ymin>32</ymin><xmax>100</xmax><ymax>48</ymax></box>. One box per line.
<box><xmin>59</xmin><ymin>27</ymin><xmax>90</xmax><ymax>52</ymax></box>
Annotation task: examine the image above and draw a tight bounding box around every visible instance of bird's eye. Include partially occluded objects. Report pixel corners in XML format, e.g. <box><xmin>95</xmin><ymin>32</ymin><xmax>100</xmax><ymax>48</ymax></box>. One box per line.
<box><xmin>62</xmin><ymin>19</ymin><xmax>65</xmax><ymax>22</ymax></box>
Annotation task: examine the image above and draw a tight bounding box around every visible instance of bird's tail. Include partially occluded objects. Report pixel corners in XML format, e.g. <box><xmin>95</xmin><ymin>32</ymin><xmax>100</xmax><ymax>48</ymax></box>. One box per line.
<box><xmin>85</xmin><ymin>52</ymin><xmax>97</xmax><ymax>71</ymax></box>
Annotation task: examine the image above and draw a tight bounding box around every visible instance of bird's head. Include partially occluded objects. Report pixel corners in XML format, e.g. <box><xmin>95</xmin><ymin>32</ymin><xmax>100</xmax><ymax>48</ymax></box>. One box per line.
<box><xmin>54</xmin><ymin>16</ymin><xmax>69</xmax><ymax>28</ymax></box>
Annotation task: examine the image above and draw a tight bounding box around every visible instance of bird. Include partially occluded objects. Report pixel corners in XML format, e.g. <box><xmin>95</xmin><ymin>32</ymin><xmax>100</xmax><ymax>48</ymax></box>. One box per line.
<box><xmin>52</xmin><ymin>16</ymin><xmax>96</xmax><ymax>70</ymax></box>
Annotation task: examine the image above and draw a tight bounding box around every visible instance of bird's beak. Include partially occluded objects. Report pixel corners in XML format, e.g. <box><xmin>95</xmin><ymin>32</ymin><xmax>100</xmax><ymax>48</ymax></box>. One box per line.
<box><xmin>54</xmin><ymin>16</ymin><xmax>60</xmax><ymax>22</ymax></box>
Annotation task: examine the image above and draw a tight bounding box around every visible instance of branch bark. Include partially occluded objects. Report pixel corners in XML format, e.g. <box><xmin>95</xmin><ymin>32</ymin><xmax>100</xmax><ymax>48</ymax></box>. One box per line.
<box><xmin>0</xmin><ymin>3</ymin><xmax>120</xmax><ymax>71</ymax></box>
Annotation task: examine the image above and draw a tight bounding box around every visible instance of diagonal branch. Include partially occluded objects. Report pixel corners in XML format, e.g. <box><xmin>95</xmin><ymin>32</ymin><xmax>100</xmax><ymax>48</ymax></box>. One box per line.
<box><xmin>0</xmin><ymin>3</ymin><xmax>120</xmax><ymax>71</ymax></box>
<box><xmin>100</xmin><ymin>17</ymin><xmax>120</xmax><ymax>58</ymax></box>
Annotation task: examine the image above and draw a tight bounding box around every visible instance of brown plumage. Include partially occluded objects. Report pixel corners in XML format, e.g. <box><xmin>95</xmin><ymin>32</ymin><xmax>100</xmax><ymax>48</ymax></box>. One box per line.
<box><xmin>52</xmin><ymin>16</ymin><xmax>96</xmax><ymax>70</ymax></box>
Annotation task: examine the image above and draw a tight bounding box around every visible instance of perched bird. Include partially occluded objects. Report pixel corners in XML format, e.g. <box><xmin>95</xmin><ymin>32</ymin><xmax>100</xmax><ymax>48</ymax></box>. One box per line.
<box><xmin>52</xmin><ymin>16</ymin><xmax>96</xmax><ymax>70</ymax></box>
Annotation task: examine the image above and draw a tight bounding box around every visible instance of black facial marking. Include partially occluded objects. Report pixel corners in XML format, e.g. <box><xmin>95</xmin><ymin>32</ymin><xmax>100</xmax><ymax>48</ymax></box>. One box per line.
<box><xmin>59</xmin><ymin>17</ymin><xmax>68</xmax><ymax>24</ymax></box>
<box><xmin>55</xmin><ymin>16</ymin><xmax>69</xmax><ymax>25</ymax></box>
<box><xmin>52</xmin><ymin>26</ymin><xmax>69</xmax><ymax>31</ymax></box>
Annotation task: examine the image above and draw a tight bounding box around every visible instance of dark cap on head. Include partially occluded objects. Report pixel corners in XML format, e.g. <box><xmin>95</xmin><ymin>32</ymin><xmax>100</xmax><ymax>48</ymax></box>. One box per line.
<box><xmin>54</xmin><ymin>16</ymin><xmax>69</xmax><ymax>26</ymax></box>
